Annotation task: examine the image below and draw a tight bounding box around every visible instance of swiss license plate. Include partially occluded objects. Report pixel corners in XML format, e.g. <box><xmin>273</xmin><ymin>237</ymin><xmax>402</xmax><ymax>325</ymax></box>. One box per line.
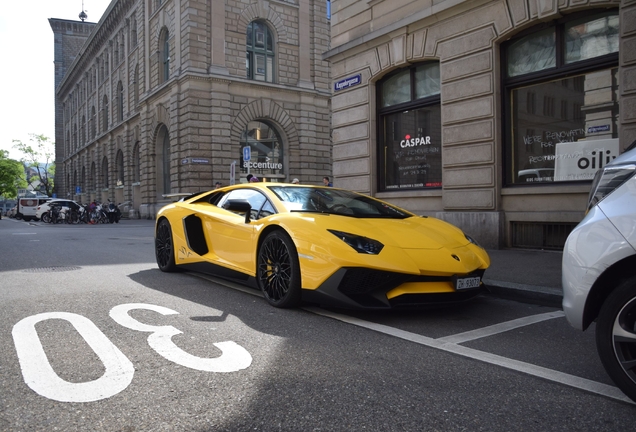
<box><xmin>455</xmin><ymin>276</ymin><xmax>481</xmax><ymax>290</ymax></box>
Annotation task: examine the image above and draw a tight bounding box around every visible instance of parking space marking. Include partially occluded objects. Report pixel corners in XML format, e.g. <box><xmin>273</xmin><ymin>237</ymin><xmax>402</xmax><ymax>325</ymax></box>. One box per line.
<box><xmin>305</xmin><ymin>307</ymin><xmax>633</xmax><ymax>404</ymax></box>
<box><xmin>437</xmin><ymin>311</ymin><xmax>565</xmax><ymax>344</ymax></box>
<box><xmin>190</xmin><ymin>273</ymin><xmax>632</xmax><ymax>404</ymax></box>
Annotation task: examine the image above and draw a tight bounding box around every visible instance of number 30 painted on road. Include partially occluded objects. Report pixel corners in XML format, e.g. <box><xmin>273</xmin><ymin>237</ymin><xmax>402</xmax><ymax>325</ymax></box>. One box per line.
<box><xmin>12</xmin><ymin>303</ymin><xmax>252</xmax><ymax>403</ymax></box>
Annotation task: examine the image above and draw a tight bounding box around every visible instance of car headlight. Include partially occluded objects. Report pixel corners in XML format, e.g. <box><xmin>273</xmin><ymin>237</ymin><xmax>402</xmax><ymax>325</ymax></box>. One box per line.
<box><xmin>328</xmin><ymin>230</ymin><xmax>384</xmax><ymax>254</ymax></box>
<box><xmin>465</xmin><ymin>234</ymin><xmax>481</xmax><ymax>247</ymax></box>
<box><xmin>587</xmin><ymin>163</ymin><xmax>636</xmax><ymax>212</ymax></box>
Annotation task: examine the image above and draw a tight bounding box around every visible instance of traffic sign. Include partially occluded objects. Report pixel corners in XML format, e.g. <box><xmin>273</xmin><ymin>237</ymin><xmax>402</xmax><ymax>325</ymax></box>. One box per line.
<box><xmin>243</xmin><ymin>146</ymin><xmax>251</xmax><ymax>161</ymax></box>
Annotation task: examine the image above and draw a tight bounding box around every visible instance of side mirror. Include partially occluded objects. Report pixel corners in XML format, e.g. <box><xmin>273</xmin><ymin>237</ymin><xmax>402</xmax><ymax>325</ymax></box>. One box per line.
<box><xmin>222</xmin><ymin>199</ymin><xmax>252</xmax><ymax>224</ymax></box>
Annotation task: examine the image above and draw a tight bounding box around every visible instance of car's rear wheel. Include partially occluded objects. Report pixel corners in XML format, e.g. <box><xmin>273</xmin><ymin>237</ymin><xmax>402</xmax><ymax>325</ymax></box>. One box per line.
<box><xmin>155</xmin><ymin>218</ymin><xmax>178</xmax><ymax>272</ymax></box>
<box><xmin>41</xmin><ymin>213</ymin><xmax>51</xmax><ymax>224</ymax></box>
<box><xmin>257</xmin><ymin>230</ymin><xmax>301</xmax><ymax>308</ymax></box>
<box><xmin>596</xmin><ymin>276</ymin><xmax>636</xmax><ymax>402</ymax></box>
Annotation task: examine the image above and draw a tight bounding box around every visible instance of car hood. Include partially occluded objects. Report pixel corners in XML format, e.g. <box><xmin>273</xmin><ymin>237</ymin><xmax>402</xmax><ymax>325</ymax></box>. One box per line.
<box><xmin>302</xmin><ymin>214</ymin><xmax>470</xmax><ymax>250</ymax></box>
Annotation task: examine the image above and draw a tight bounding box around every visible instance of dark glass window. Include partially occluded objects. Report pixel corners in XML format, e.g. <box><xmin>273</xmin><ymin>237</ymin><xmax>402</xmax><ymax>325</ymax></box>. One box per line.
<box><xmin>246</xmin><ymin>21</ymin><xmax>275</xmax><ymax>83</ymax></box>
<box><xmin>378</xmin><ymin>62</ymin><xmax>441</xmax><ymax>191</ymax></box>
<box><xmin>503</xmin><ymin>10</ymin><xmax>619</xmax><ymax>185</ymax></box>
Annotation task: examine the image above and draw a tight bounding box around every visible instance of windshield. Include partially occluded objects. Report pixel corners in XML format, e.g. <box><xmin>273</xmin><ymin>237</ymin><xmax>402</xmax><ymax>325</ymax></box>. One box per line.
<box><xmin>269</xmin><ymin>186</ymin><xmax>413</xmax><ymax>219</ymax></box>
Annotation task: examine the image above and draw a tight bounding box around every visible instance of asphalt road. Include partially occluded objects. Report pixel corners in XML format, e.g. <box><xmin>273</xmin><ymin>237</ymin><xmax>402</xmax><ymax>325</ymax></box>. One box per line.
<box><xmin>0</xmin><ymin>217</ymin><xmax>634</xmax><ymax>431</ymax></box>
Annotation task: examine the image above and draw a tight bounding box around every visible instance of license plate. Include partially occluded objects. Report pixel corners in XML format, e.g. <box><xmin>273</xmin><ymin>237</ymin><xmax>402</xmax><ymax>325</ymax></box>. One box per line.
<box><xmin>455</xmin><ymin>276</ymin><xmax>481</xmax><ymax>290</ymax></box>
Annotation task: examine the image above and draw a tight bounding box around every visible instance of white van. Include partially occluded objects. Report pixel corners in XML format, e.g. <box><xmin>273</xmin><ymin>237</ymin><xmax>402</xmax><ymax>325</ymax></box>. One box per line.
<box><xmin>16</xmin><ymin>197</ymin><xmax>51</xmax><ymax>221</ymax></box>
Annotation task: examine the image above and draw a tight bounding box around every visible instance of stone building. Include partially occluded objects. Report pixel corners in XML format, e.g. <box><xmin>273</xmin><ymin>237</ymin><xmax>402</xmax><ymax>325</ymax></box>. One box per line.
<box><xmin>50</xmin><ymin>0</ymin><xmax>331</xmax><ymax>218</ymax></box>
<box><xmin>325</xmin><ymin>0</ymin><xmax>635</xmax><ymax>249</ymax></box>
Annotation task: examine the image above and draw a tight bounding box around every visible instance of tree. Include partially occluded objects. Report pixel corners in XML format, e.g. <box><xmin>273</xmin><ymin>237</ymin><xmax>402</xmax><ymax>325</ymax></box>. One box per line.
<box><xmin>0</xmin><ymin>150</ymin><xmax>27</xmax><ymax>199</ymax></box>
<box><xmin>12</xmin><ymin>134</ymin><xmax>56</xmax><ymax>197</ymax></box>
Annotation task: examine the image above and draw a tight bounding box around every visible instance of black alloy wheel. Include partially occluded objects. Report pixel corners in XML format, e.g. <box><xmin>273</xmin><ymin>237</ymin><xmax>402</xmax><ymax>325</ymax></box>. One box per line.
<box><xmin>41</xmin><ymin>213</ymin><xmax>51</xmax><ymax>224</ymax></box>
<box><xmin>155</xmin><ymin>218</ymin><xmax>178</xmax><ymax>272</ymax></box>
<box><xmin>257</xmin><ymin>230</ymin><xmax>301</xmax><ymax>308</ymax></box>
<box><xmin>596</xmin><ymin>276</ymin><xmax>636</xmax><ymax>402</ymax></box>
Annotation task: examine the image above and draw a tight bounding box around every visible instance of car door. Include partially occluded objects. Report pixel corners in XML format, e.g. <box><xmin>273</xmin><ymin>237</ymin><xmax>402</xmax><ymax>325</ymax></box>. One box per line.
<box><xmin>203</xmin><ymin>189</ymin><xmax>271</xmax><ymax>275</ymax></box>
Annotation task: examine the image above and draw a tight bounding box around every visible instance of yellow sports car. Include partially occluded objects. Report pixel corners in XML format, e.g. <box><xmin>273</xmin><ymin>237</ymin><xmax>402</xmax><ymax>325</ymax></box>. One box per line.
<box><xmin>155</xmin><ymin>183</ymin><xmax>490</xmax><ymax>309</ymax></box>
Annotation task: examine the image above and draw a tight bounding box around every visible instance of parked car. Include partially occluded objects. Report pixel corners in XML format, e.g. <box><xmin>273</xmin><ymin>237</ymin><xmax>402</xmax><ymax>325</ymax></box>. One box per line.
<box><xmin>16</xmin><ymin>197</ymin><xmax>51</xmax><ymax>221</ymax></box>
<box><xmin>155</xmin><ymin>183</ymin><xmax>490</xmax><ymax>309</ymax></box>
<box><xmin>562</xmin><ymin>145</ymin><xmax>636</xmax><ymax>402</ymax></box>
<box><xmin>35</xmin><ymin>199</ymin><xmax>81</xmax><ymax>222</ymax></box>
<box><xmin>7</xmin><ymin>206</ymin><xmax>17</xmax><ymax>218</ymax></box>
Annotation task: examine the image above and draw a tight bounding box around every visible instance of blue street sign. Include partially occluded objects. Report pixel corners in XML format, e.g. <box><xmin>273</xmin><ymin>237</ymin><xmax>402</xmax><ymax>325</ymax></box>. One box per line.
<box><xmin>76</xmin><ymin>186</ymin><xmax>81</xmax><ymax>194</ymax></box>
<box><xmin>243</xmin><ymin>146</ymin><xmax>251</xmax><ymax>161</ymax></box>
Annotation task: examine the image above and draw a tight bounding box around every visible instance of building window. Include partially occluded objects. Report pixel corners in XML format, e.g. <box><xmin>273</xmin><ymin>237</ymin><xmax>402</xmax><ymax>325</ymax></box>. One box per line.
<box><xmin>240</xmin><ymin>121</ymin><xmax>284</xmax><ymax>181</ymax></box>
<box><xmin>377</xmin><ymin>62</ymin><xmax>442</xmax><ymax>191</ymax></box>
<box><xmin>246</xmin><ymin>21</ymin><xmax>275</xmax><ymax>83</ymax></box>
<box><xmin>133</xmin><ymin>65</ymin><xmax>139</xmax><ymax>108</ymax></box>
<box><xmin>131</xmin><ymin>16</ymin><xmax>138</xmax><ymax>48</ymax></box>
<box><xmin>503</xmin><ymin>10</ymin><xmax>619</xmax><ymax>185</ymax></box>
<box><xmin>159</xmin><ymin>28</ymin><xmax>170</xmax><ymax>83</ymax></box>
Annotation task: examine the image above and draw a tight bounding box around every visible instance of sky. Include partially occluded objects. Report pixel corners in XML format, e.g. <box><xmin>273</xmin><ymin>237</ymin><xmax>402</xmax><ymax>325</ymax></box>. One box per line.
<box><xmin>0</xmin><ymin>0</ymin><xmax>111</xmax><ymax>160</ymax></box>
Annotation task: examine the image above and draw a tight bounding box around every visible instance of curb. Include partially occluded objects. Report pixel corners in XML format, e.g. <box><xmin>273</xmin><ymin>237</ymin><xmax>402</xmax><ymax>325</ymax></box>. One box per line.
<box><xmin>483</xmin><ymin>279</ymin><xmax>563</xmax><ymax>309</ymax></box>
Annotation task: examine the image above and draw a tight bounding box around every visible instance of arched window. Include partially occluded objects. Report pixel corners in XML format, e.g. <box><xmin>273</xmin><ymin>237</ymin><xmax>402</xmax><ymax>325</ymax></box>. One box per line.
<box><xmin>240</xmin><ymin>121</ymin><xmax>284</xmax><ymax>181</ymax></box>
<box><xmin>502</xmin><ymin>10</ymin><xmax>619</xmax><ymax>185</ymax></box>
<box><xmin>156</xmin><ymin>125</ymin><xmax>171</xmax><ymax>195</ymax></box>
<box><xmin>159</xmin><ymin>28</ymin><xmax>170</xmax><ymax>83</ymax></box>
<box><xmin>377</xmin><ymin>62</ymin><xmax>442</xmax><ymax>191</ymax></box>
<box><xmin>102</xmin><ymin>95</ymin><xmax>109</xmax><ymax>132</ymax></box>
<box><xmin>246</xmin><ymin>21</ymin><xmax>275</xmax><ymax>83</ymax></box>
<box><xmin>117</xmin><ymin>81</ymin><xmax>124</xmax><ymax>122</ymax></box>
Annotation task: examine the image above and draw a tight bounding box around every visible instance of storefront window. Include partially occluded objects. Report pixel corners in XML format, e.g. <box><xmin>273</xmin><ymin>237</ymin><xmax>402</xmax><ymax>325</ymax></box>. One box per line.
<box><xmin>504</xmin><ymin>11</ymin><xmax>619</xmax><ymax>186</ymax></box>
<box><xmin>378</xmin><ymin>62</ymin><xmax>441</xmax><ymax>191</ymax></box>
<box><xmin>240</xmin><ymin>121</ymin><xmax>284</xmax><ymax>181</ymax></box>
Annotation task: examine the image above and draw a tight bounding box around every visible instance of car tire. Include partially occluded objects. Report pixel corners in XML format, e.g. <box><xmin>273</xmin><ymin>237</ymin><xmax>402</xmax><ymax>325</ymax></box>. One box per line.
<box><xmin>257</xmin><ymin>230</ymin><xmax>301</xmax><ymax>308</ymax></box>
<box><xmin>596</xmin><ymin>276</ymin><xmax>636</xmax><ymax>402</ymax></box>
<box><xmin>41</xmin><ymin>213</ymin><xmax>51</xmax><ymax>224</ymax></box>
<box><xmin>155</xmin><ymin>218</ymin><xmax>178</xmax><ymax>272</ymax></box>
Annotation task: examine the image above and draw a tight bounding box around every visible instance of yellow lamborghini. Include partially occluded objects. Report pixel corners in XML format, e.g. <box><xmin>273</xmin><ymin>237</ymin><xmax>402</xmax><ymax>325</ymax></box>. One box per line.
<box><xmin>155</xmin><ymin>183</ymin><xmax>490</xmax><ymax>309</ymax></box>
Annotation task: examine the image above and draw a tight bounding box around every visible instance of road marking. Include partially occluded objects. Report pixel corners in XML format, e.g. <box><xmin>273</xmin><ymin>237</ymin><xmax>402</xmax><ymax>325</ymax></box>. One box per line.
<box><xmin>304</xmin><ymin>307</ymin><xmax>634</xmax><ymax>405</ymax></box>
<box><xmin>437</xmin><ymin>311</ymin><xmax>565</xmax><ymax>344</ymax></box>
<box><xmin>192</xmin><ymin>272</ymin><xmax>633</xmax><ymax>404</ymax></box>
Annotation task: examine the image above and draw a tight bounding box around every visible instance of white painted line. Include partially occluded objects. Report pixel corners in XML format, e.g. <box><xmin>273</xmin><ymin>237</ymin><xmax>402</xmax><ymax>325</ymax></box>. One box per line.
<box><xmin>187</xmin><ymin>272</ymin><xmax>632</xmax><ymax>404</ymax></box>
<box><xmin>304</xmin><ymin>306</ymin><xmax>634</xmax><ymax>405</ymax></box>
<box><xmin>437</xmin><ymin>311</ymin><xmax>566</xmax><ymax>344</ymax></box>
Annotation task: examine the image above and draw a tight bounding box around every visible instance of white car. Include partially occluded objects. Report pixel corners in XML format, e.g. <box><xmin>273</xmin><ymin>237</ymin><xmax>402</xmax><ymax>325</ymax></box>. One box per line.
<box><xmin>35</xmin><ymin>199</ymin><xmax>81</xmax><ymax>222</ymax></box>
<box><xmin>562</xmin><ymin>144</ymin><xmax>636</xmax><ymax>402</ymax></box>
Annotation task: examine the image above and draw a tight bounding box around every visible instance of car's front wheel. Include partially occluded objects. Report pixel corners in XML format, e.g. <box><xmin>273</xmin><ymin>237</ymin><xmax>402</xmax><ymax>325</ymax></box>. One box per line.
<box><xmin>257</xmin><ymin>230</ymin><xmax>301</xmax><ymax>308</ymax></box>
<box><xmin>155</xmin><ymin>218</ymin><xmax>178</xmax><ymax>272</ymax></box>
<box><xmin>596</xmin><ymin>276</ymin><xmax>636</xmax><ymax>402</ymax></box>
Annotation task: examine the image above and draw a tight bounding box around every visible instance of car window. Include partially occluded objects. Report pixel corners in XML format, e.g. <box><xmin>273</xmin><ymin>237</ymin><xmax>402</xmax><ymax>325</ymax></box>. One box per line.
<box><xmin>217</xmin><ymin>189</ymin><xmax>274</xmax><ymax>220</ymax></box>
<box><xmin>269</xmin><ymin>186</ymin><xmax>413</xmax><ymax>219</ymax></box>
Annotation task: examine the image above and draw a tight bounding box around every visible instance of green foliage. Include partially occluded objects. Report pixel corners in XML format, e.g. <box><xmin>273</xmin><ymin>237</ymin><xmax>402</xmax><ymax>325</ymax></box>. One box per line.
<box><xmin>0</xmin><ymin>150</ymin><xmax>27</xmax><ymax>199</ymax></box>
<box><xmin>12</xmin><ymin>134</ymin><xmax>56</xmax><ymax>197</ymax></box>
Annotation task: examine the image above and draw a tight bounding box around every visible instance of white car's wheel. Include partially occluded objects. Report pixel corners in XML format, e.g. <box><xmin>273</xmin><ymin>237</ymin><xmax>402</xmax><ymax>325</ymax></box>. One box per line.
<box><xmin>596</xmin><ymin>276</ymin><xmax>636</xmax><ymax>402</ymax></box>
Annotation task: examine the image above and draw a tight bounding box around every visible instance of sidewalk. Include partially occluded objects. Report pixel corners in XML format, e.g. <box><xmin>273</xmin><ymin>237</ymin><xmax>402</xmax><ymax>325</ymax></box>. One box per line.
<box><xmin>483</xmin><ymin>248</ymin><xmax>563</xmax><ymax>308</ymax></box>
